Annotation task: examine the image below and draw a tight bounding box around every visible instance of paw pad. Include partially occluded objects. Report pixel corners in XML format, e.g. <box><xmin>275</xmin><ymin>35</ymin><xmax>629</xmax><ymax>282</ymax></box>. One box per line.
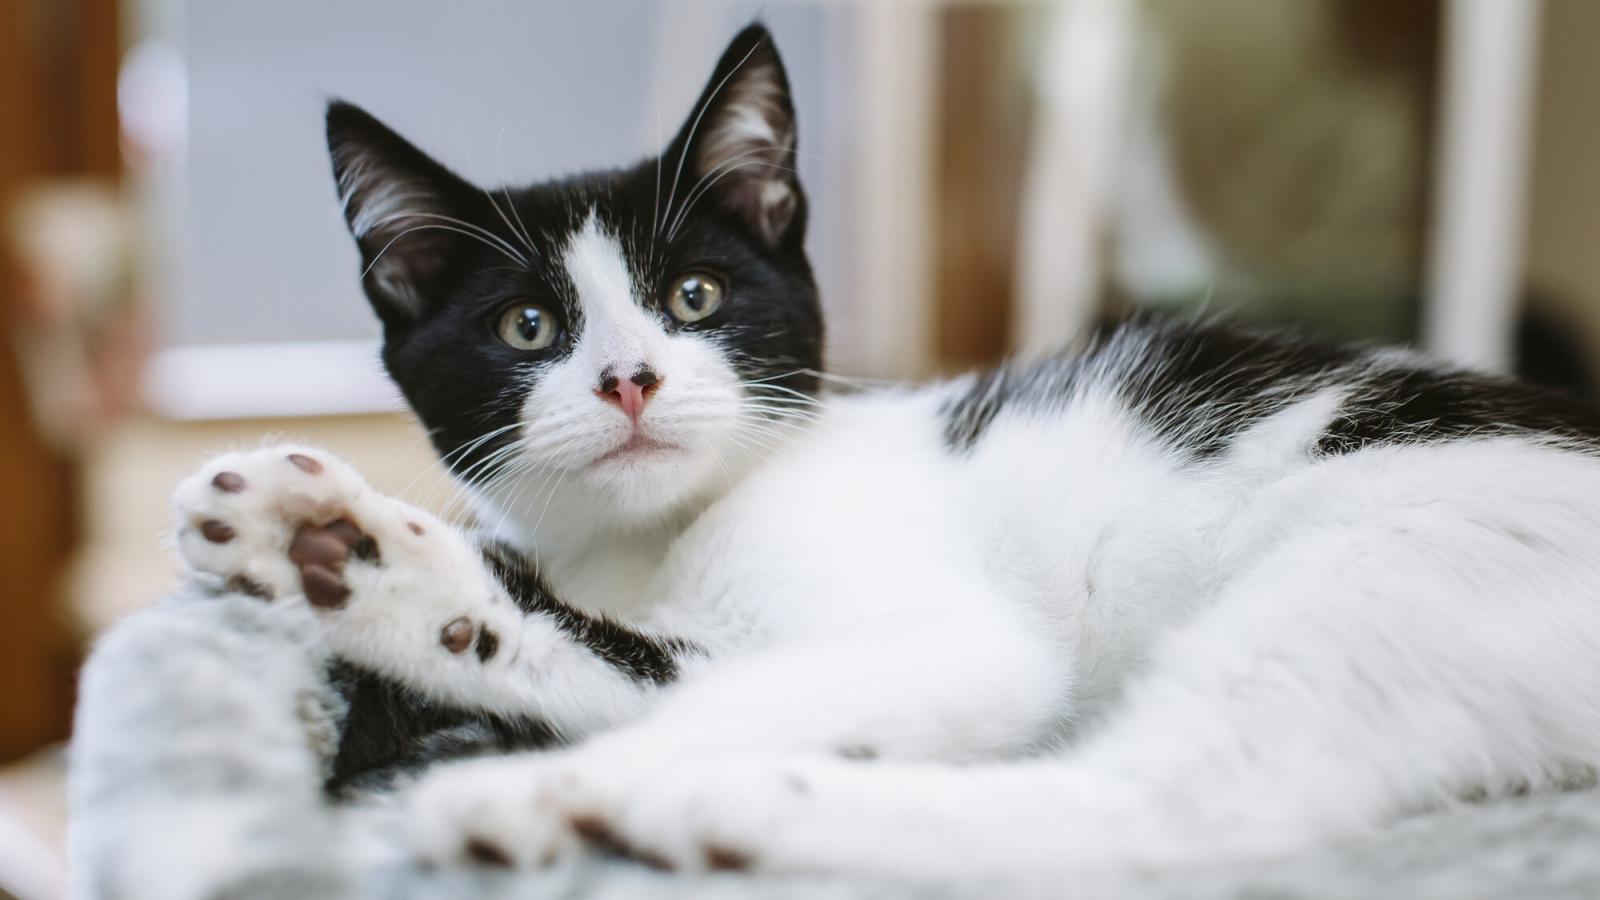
<box><xmin>464</xmin><ymin>837</ymin><xmax>514</xmax><ymax>868</ymax></box>
<box><xmin>300</xmin><ymin>565</ymin><xmax>351</xmax><ymax>609</ymax></box>
<box><xmin>211</xmin><ymin>471</ymin><xmax>247</xmax><ymax>493</ymax></box>
<box><xmin>440</xmin><ymin>617</ymin><xmax>475</xmax><ymax>653</ymax></box>
<box><xmin>287</xmin><ymin>452</ymin><xmax>324</xmax><ymax>474</ymax></box>
<box><xmin>199</xmin><ymin>519</ymin><xmax>236</xmax><ymax>544</ymax></box>
<box><xmin>569</xmin><ymin>815</ymin><xmax>675</xmax><ymax>870</ymax></box>
<box><xmin>704</xmin><ymin>844</ymin><xmax>754</xmax><ymax>872</ymax></box>
<box><xmin>287</xmin><ymin>519</ymin><xmax>377</xmax><ymax>610</ymax></box>
<box><xmin>225</xmin><ymin>573</ymin><xmax>273</xmax><ymax>600</ymax></box>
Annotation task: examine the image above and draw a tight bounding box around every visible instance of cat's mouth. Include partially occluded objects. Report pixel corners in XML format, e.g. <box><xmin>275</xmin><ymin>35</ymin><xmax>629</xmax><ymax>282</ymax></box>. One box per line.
<box><xmin>592</xmin><ymin>433</ymin><xmax>683</xmax><ymax>467</ymax></box>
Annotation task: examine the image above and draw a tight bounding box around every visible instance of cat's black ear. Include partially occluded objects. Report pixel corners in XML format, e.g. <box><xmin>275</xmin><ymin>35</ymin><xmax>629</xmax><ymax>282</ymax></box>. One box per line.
<box><xmin>326</xmin><ymin>100</ymin><xmax>477</xmax><ymax>325</ymax></box>
<box><xmin>665</xmin><ymin>24</ymin><xmax>804</xmax><ymax>249</ymax></box>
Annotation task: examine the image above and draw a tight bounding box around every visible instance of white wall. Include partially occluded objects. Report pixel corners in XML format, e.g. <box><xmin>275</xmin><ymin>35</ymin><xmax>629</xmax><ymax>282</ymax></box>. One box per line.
<box><xmin>133</xmin><ymin>0</ymin><xmax>852</xmax><ymax>414</ymax></box>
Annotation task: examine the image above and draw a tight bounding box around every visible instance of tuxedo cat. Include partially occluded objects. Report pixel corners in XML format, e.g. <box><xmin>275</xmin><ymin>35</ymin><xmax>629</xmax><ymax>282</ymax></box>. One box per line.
<box><xmin>169</xmin><ymin>24</ymin><xmax>1600</xmax><ymax>875</ymax></box>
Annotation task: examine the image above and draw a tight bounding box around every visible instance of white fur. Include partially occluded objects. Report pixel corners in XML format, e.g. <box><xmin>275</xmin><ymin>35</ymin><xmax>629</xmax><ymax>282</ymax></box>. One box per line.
<box><xmin>160</xmin><ymin>327</ymin><xmax>1600</xmax><ymax>877</ymax></box>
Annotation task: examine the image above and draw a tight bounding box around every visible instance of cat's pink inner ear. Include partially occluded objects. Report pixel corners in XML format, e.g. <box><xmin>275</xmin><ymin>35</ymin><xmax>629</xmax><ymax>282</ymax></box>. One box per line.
<box><xmin>693</xmin><ymin>59</ymin><xmax>799</xmax><ymax>246</ymax></box>
<box><xmin>328</xmin><ymin>103</ymin><xmax>477</xmax><ymax>321</ymax></box>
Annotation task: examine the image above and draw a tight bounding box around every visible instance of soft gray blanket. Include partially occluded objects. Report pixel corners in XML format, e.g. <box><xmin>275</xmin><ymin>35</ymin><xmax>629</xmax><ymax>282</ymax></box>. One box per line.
<box><xmin>68</xmin><ymin>590</ymin><xmax>1600</xmax><ymax>900</ymax></box>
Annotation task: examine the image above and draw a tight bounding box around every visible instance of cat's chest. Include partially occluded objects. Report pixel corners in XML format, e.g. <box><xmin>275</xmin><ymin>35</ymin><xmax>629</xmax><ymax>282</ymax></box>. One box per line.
<box><xmin>544</xmin><ymin>542</ymin><xmax>669</xmax><ymax>620</ymax></box>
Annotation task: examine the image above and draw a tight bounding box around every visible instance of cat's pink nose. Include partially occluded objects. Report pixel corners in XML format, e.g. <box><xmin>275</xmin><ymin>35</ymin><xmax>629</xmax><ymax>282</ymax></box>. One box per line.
<box><xmin>597</xmin><ymin>368</ymin><xmax>661</xmax><ymax>421</ymax></box>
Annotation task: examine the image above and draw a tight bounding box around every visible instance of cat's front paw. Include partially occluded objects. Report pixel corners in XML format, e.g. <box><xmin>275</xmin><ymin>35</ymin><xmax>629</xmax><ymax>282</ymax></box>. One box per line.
<box><xmin>173</xmin><ymin>445</ymin><xmax>378</xmax><ymax>602</ymax></box>
<box><xmin>404</xmin><ymin>756</ymin><xmax>587</xmax><ymax>869</ymax></box>
<box><xmin>172</xmin><ymin>446</ymin><xmax>521</xmax><ymax>674</ymax></box>
<box><xmin>402</xmin><ymin>748</ymin><xmax>851</xmax><ymax>875</ymax></box>
<box><xmin>403</xmin><ymin>747</ymin><xmax>664</xmax><ymax>871</ymax></box>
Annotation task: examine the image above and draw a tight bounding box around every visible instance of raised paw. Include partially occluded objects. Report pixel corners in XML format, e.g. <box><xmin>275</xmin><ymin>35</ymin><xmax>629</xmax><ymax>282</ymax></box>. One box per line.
<box><xmin>174</xmin><ymin>446</ymin><xmax>394</xmax><ymax>602</ymax></box>
<box><xmin>171</xmin><ymin>445</ymin><xmax>522</xmax><ymax>683</ymax></box>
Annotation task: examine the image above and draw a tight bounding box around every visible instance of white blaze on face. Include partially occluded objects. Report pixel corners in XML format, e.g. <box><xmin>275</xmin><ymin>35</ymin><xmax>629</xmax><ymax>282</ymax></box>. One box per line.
<box><xmin>563</xmin><ymin>211</ymin><xmax>662</xmax><ymax>375</ymax></box>
<box><xmin>499</xmin><ymin>206</ymin><xmax>750</xmax><ymax>529</ymax></box>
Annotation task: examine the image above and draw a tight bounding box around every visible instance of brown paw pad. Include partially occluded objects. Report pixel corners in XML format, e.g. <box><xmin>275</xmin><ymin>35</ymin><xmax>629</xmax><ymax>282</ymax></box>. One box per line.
<box><xmin>286</xmin><ymin>453</ymin><xmax>324</xmax><ymax>474</ymax></box>
<box><xmin>569</xmin><ymin>815</ymin><xmax>673</xmax><ymax>870</ymax></box>
<box><xmin>441</xmin><ymin>617</ymin><xmax>476</xmax><ymax>654</ymax></box>
<box><xmin>224</xmin><ymin>573</ymin><xmax>274</xmax><ymax>601</ymax></box>
<box><xmin>321</xmin><ymin>517</ymin><xmax>380</xmax><ymax>562</ymax></box>
<box><xmin>289</xmin><ymin>524</ymin><xmax>350</xmax><ymax>571</ymax></box>
<box><xmin>200</xmin><ymin>519</ymin><xmax>236</xmax><ymax>544</ymax></box>
<box><xmin>289</xmin><ymin>521</ymin><xmax>363</xmax><ymax>609</ymax></box>
<box><xmin>464</xmin><ymin>836</ymin><xmax>514</xmax><ymax>868</ymax></box>
<box><xmin>300</xmin><ymin>564</ymin><xmax>350</xmax><ymax>609</ymax></box>
<box><xmin>211</xmin><ymin>471</ymin><xmax>247</xmax><ymax>493</ymax></box>
<box><xmin>704</xmin><ymin>844</ymin><xmax>754</xmax><ymax>872</ymax></box>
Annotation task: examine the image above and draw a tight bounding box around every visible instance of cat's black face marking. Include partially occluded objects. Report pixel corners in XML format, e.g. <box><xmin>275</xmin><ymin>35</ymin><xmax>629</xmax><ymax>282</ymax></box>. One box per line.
<box><xmin>943</xmin><ymin>316</ymin><xmax>1600</xmax><ymax>458</ymax></box>
<box><xmin>327</xmin><ymin>24</ymin><xmax>822</xmax><ymax>505</ymax></box>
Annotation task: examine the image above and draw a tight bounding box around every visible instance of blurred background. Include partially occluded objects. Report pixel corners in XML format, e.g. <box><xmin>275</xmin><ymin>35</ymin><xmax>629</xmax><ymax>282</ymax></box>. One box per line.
<box><xmin>0</xmin><ymin>0</ymin><xmax>1593</xmax><ymax>895</ymax></box>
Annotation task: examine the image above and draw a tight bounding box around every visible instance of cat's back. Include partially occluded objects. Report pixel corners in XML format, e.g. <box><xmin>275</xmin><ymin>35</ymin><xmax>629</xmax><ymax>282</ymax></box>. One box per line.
<box><xmin>937</xmin><ymin>317</ymin><xmax>1600</xmax><ymax>588</ymax></box>
<box><xmin>943</xmin><ymin>317</ymin><xmax>1600</xmax><ymax>462</ymax></box>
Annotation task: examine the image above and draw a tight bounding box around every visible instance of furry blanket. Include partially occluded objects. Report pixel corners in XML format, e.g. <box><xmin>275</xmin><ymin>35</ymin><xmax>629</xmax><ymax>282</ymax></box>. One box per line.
<box><xmin>69</xmin><ymin>590</ymin><xmax>1600</xmax><ymax>900</ymax></box>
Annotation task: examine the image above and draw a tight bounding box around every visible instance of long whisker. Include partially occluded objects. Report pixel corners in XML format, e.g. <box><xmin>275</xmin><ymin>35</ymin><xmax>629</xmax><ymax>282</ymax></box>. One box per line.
<box><xmin>451</xmin><ymin>432</ymin><xmax>525</xmax><ymax>485</ymax></box>
<box><xmin>458</xmin><ymin>129</ymin><xmax>538</xmax><ymax>262</ymax></box>
<box><xmin>492</xmin><ymin>123</ymin><xmax>541</xmax><ymax>259</ymax></box>
<box><xmin>442</xmin><ymin>422</ymin><xmax>527</xmax><ymax>468</ymax></box>
<box><xmin>658</xmin><ymin>40</ymin><xmax>764</xmax><ymax>248</ymax></box>
<box><xmin>397</xmin><ymin>421</ymin><xmax>523</xmax><ymax>506</ymax></box>
<box><xmin>443</xmin><ymin>442</ymin><xmax>526</xmax><ymax>520</ymax></box>
<box><xmin>726</xmin><ymin>424</ymin><xmax>787</xmax><ymax>455</ymax></box>
<box><xmin>361</xmin><ymin>218</ymin><xmax>528</xmax><ymax>277</ymax></box>
<box><xmin>739</xmin><ymin>402</ymin><xmax>822</xmax><ymax>419</ymax></box>
<box><xmin>743</xmin><ymin>384</ymin><xmax>828</xmax><ymax>406</ymax></box>
<box><xmin>666</xmin><ymin>153</ymin><xmax>799</xmax><ymax>243</ymax></box>
<box><xmin>650</xmin><ymin>91</ymin><xmax>665</xmax><ymax>277</ymax></box>
<box><xmin>738</xmin><ymin>368</ymin><xmax>812</xmax><ymax>385</ymax></box>
<box><xmin>525</xmin><ymin>465</ymin><xmax>566</xmax><ymax>540</ymax></box>
<box><xmin>365</xmin><ymin>210</ymin><xmax>529</xmax><ymax>263</ymax></box>
<box><xmin>664</xmin><ymin>146</ymin><xmax>776</xmax><ymax>240</ymax></box>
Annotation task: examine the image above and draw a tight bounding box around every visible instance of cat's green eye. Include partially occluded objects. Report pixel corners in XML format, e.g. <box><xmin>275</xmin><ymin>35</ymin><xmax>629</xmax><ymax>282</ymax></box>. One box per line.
<box><xmin>495</xmin><ymin>302</ymin><xmax>560</xmax><ymax>351</ymax></box>
<box><xmin>666</xmin><ymin>272</ymin><xmax>726</xmax><ymax>323</ymax></box>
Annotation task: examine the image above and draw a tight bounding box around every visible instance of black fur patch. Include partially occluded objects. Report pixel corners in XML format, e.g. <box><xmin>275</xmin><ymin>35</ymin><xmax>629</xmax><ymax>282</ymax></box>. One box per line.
<box><xmin>324</xmin><ymin>662</ymin><xmax>558</xmax><ymax>797</ymax></box>
<box><xmin>943</xmin><ymin>317</ymin><xmax>1600</xmax><ymax>458</ymax></box>
<box><xmin>1314</xmin><ymin>366</ymin><xmax>1600</xmax><ymax>454</ymax></box>
<box><xmin>480</xmin><ymin>541</ymin><xmax>692</xmax><ymax>685</ymax></box>
<box><xmin>474</xmin><ymin>626</ymin><xmax>500</xmax><ymax>662</ymax></box>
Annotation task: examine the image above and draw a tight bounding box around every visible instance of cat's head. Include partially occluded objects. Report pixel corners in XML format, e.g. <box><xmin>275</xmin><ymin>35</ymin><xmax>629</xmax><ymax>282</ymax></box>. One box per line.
<box><xmin>326</xmin><ymin>25</ymin><xmax>821</xmax><ymax>533</ymax></box>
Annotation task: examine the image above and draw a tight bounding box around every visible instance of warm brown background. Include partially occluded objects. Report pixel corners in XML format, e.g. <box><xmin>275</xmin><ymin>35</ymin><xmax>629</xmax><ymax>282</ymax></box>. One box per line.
<box><xmin>0</xmin><ymin>0</ymin><xmax>120</xmax><ymax>763</ymax></box>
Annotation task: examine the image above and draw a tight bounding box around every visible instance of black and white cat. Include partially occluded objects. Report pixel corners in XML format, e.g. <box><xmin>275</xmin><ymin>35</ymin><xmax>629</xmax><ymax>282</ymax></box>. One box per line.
<box><xmin>169</xmin><ymin>24</ymin><xmax>1600</xmax><ymax>876</ymax></box>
